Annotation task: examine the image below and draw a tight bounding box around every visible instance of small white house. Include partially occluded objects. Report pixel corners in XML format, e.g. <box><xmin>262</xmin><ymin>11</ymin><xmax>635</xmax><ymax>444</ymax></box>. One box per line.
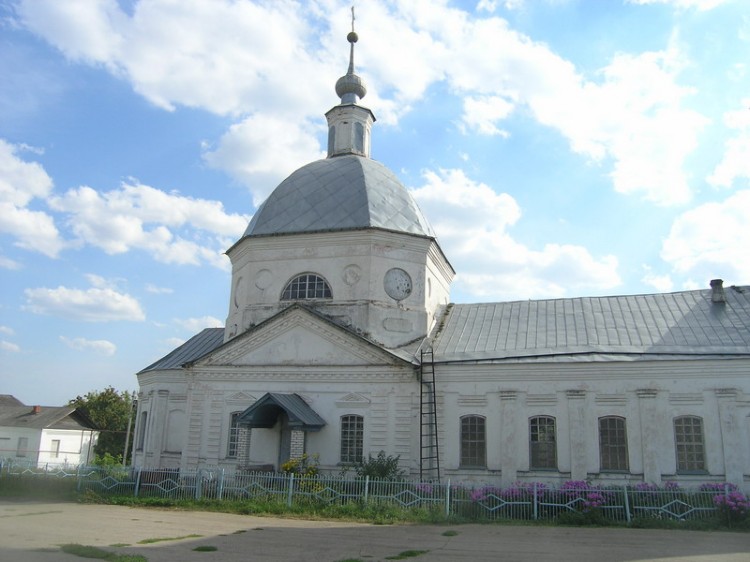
<box><xmin>133</xmin><ymin>31</ymin><xmax>750</xmax><ymax>490</ymax></box>
<box><xmin>0</xmin><ymin>395</ymin><xmax>99</xmax><ymax>467</ymax></box>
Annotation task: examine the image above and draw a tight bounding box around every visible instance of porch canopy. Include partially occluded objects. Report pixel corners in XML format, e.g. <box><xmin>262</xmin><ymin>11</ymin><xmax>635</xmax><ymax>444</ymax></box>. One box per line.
<box><xmin>237</xmin><ymin>393</ymin><xmax>326</xmax><ymax>432</ymax></box>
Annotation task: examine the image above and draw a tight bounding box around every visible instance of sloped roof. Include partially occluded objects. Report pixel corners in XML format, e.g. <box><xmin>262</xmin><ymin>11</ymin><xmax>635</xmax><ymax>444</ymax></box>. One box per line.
<box><xmin>0</xmin><ymin>405</ymin><xmax>97</xmax><ymax>431</ymax></box>
<box><xmin>240</xmin><ymin>155</ymin><xmax>435</xmax><ymax>239</ymax></box>
<box><xmin>138</xmin><ymin>328</ymin><xmax>225</xmax><ymax>373</ymax></box>
<box><xmin>238</xmin><ymin>393</ymin><xmax>326</xmax><ymax>431</ymax></box>
<box><xmin>431</xmin><ymin>285</ymin><xmax>750</xmax><ymax>362</ymax></box>
<box><xmin>0</xmin><ymin>395</ymin><xmax>24</xmax><ymax>407</ymax></box>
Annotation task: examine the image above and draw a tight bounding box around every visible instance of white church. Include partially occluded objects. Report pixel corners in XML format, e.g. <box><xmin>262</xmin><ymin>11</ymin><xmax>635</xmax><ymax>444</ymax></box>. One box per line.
<box><xmin>133</xmin><ymin>29</ymin><xmax>750</xmax><ymax>489</ymax></box>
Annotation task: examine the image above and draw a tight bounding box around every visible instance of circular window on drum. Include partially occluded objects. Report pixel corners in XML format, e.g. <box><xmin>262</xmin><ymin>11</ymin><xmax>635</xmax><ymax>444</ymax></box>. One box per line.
<box><xmin>384</xmin><ymin>268</ymin><xmax>412</xmax><ymax>301</ymax></box>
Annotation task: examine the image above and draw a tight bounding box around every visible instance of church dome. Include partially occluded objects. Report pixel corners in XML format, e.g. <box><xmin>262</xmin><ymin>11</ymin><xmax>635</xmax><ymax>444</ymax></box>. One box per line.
<box><xmin>242</xmin><ymin>154</ymin><xmax>435</xmax><ymax>238</ymax></box>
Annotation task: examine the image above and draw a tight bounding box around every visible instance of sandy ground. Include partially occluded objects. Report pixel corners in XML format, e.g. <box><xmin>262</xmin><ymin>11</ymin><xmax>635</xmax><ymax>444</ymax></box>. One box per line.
<box><xmin>1</xmin><ymin>501</ymin><xmax>749</xmax><ymax>562</ymax></box>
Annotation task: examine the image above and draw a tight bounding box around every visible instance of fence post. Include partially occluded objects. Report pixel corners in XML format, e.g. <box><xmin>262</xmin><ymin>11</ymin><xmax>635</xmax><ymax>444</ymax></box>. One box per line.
<box><xmin>364</xmin><ymin>476</ymin><xmax>369</xmax><ymax>503</ymax></box>
<box><xmin>218</xmin><ymin>468</ymin><xmax>225</xmax><ymax>500</ymax></box>
<box><xmin>445</xmin><ymin>479</ymin><xmax>451</xmax><ymax>518</ymax></box>
<box><xmin>622</xmin><ymin>485</ymin><xmax>631</xmax><ymax>523</ymax></box>
<box><xmin>533</xmin><ymin>482</ymin><xmax>538</xmax><ymax>520</ymax></box>
<box><xmin>134</xmin><ymin>467</ymin><xmax>142</xmax><ymax>497</ymax></box>
<box><xmin>287</xmin><ymin>472</ymin><xmax>295</xmax><ymax>507</ymax></box>
<box><xmin>196</xmin><ymin>469</ymin><xmax>203</xmax><ymax>500</ymax></box>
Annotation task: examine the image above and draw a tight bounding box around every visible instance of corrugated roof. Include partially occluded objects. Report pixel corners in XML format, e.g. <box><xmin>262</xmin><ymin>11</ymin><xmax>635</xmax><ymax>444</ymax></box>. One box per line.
<box><xmin>431</xmin><ymin>285</ymin><xmax>750</xmax><ymax>362</ymax></box>
<box><xmin>139</xmin><ymin>328</ymin><xmax>224</xmax><ymax>373</ymax></box>
<box><xmin>241</xmin><ymin>155</ymin><xmax>435</xmax><ymax>239</ymax></box>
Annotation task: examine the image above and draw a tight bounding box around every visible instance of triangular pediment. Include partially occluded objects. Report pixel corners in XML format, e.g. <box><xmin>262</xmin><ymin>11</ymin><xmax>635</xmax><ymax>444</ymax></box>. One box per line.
<box><xmin>194</xmin><ymin>306</ymin><xmax>409</xmax><ymax>368</ymax></box>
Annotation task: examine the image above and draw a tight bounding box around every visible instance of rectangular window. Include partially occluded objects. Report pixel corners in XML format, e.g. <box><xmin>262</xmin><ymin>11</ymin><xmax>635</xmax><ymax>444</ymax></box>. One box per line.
<box><xmin>340</xmin><ymin>415</ymin><xmax>364</xmax><ymax>463</ymax></box>
<box><xmin>674</xmin><ymin>416</ymin><xmax>706</xmax><ymax>473</ymax></box>
<box><xmin>17</xmin><ymin>437</ymin><xmax>28</xmax><ymax>458</ymax></box>
<box><xmin>136</xmin><ymin>412</ymin><xmax>147</xmax><ymax>450</ymax></box>
<box><xmin>599</xmin><ymin>416</ymin><xmax>629</xmax><ymax>471</ymax></box>
<box><xmin>50</xmin><ymin>439</ymin><xmax>61</xmax><ymax>458</ymax></box>
<box><xmin>460</xmin><ymin>415</ymin><xmax>486</xmax><ymax>468</ymax></box>
<box><xmin>227</xmin><ymin>412</ymin><xmax>241</xmax><ymax>458</ymax></box>
<box><xmin>530</xmin><ymin>416</ymin><xmax>557</xmax><ymax>470</ymax></box>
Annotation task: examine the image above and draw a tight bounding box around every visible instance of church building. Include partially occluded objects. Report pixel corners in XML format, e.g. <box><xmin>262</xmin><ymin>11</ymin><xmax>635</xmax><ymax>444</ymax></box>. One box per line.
<box><xmin>133</xmin><ymin>29</ymin><xmax>750</xmax><ymax>489</ymax></box>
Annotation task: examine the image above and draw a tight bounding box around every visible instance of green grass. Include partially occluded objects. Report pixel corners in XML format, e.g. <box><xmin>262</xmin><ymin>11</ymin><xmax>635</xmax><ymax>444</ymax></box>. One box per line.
<box><xmin>192</xmin><ymin>545</ymin><xmax>218</xmax><ymax>552</ymax></box>
<box><xmin>136</xmin><ymin>534</ymin><xmax>202</xmax><ymax>544</ymax></box>
<box><xmin>441</xmin><ymin>529</ymin><xmax>459</xmax><ymax>536</ymax></box>
<box><xmin>385</xmin><ymin>550</ymin><xmax>429</xmax><ymax>560</ymax></box>
<box><xmin>59</xmin><ymin>544</ymin><xmax>147</xmax><ymax>562</ymax></box>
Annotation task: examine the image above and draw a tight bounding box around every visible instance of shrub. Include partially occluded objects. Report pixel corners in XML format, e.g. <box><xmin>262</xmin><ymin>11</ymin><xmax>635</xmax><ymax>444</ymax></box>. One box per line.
<box><xmin>352</xmin><ymin>451</ymin><xmax>405</xmax><ymax>480</ymax></box>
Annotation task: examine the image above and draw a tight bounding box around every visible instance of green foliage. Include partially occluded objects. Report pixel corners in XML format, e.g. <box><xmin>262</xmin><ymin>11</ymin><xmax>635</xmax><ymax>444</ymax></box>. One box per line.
<box><xmin>281</xmin><ymin>453</ymin><xmax>319</xmax><ymax>477</ymax></box>
<box><xmin>69</xmin><ymin>387</ymin><xmax>135</xmax><ymax>463</ymax></box>
<box><xmin>352</xmin><ymin>451</ymin><xmax>405</xmax><ymax>480</ymax></box>
<box><xmin>0</xmin><ymin>475</ymin><xmax>77</xmax><ymax>500</ymax></box>
<box><xmin>385</xmin><ymin>550</ymin><xmax>429</xmax><ymax>560</ymax></box>
<box><xmin>193</xmin><ymin>545</ymin><xmax>218</xmax><ymax>552</ymax></box>
<box><xmin>59</xmin><ymin>544</ymin><xmax>146</xmax><ymax>562</ymax></box>
<box><xmin>92</xmin><ymin>452</ymin><xmax>124</xmax><ymax>467</ymax></box>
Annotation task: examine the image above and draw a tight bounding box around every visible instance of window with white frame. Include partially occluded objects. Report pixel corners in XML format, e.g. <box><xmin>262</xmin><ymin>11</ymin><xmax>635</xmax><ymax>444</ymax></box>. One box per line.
<box><xmin>50</xmin><ymin>439</ymin><xmax>61</xmax><ymax>458</ymax></box>
<box><xmin>674</xmin><ymin>416</ymin><xmax>706</xmax><ymax>473</ymax></box>
<box><xmin>16</xmin><ymin>437</ymin><xmax>28</xmax><ymax>458</ymax></box>
<box><xmin>340</xmin><ymin>415</ymin><xmax>363</xmax><ymax>463</ymax></box>
<box><xmin>529</xmin><ymin>416</ymin><xmax>557</xmax><ymax>470</ymax></box>
<box><xmin>281</xmin><ymin>273</ymin><xmax>332</xmax><ymax>300</ymax></box>
<box><xmin>227</xmin><ymin>412</ymin><xmax>242</xmax><ymax>458</ymax></box>
<box><xmin>598</xmin><ymin>416</ymin><xmax>629</xmax><ymax>471</ymax></box>
<box><xmin>460</xmin><ymin>415</ymin><xmax>486</xmax><ymax>468</ymax></box>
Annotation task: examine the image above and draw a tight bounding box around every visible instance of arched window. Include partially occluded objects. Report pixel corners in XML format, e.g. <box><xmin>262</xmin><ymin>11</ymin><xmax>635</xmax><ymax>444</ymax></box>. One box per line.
<box><xmin>674</xmin><ymin>416</ymin><xmax>706</xmax><ymax>473</ymax></box>
<box><xmin>598</xmin><ymin>416</ymin><xmax>629</xmax><ymax>471</ymax></box>
<box><xmin>529</xmin><ymin>416</ymin><xmax>557</xmax><ymax>470</ymax></box>
<box><xmin>281</xmin><ymin>273</ymin><xmax>332</xmax><ymax>300</ymax></box>
<box><xmin>340</xmin><ymin>415</ymin><xmax>364</xmax><ymax>463</ymax></box>
<box><xmin>460</xmin><ymin>415</ymin><xmax>486</xmax><ymax>468</ymax></box>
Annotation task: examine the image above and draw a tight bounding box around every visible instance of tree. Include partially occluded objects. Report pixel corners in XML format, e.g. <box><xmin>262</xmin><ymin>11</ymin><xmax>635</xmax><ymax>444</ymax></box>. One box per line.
<box><xmin>69</xmin><ymin>387</ymin><xmax>135</xmax><ymax>464</ymax></box>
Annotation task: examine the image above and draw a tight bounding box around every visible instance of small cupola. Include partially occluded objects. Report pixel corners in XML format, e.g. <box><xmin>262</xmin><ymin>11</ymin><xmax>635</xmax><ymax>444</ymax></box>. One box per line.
<box><xmin>325</xmin><ymin>10</ymin><xmax>375</xmax><ymax>158</ymax></box>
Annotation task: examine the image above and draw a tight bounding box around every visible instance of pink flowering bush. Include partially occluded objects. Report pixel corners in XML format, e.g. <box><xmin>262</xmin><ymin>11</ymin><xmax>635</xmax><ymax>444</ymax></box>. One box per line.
<box><xmin>713</xmin><ymin>491</ymin><xmax>750</xmax><ymax>525</ymax></box>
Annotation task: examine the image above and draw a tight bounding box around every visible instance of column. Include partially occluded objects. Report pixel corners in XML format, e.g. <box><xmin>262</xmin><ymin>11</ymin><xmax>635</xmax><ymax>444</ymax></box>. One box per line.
<box><xmin>499</xmin><ymin>390</ymin><xmax>518</xmax><ymax>487</ymax></box>
<box><xmin>566</xmin><ymin>390</ymin><xmax>587</xmax><ymax>481</ymax></box>
<box><xmin>636</xmin><ymin>389</ymin><xmax>660</xmax><ymax>484</ymax></box>
<box><xmin>716</xmin><ymin>388</ymin><xmax>742</xmax><ymax>485</ymax></box>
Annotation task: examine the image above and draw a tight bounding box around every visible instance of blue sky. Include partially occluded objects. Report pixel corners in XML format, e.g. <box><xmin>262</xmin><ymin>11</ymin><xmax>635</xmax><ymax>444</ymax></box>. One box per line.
<box><xmin>1</xmin><ymin>0</ymin><xmax>749</xmax><ymax>406</ymax></box>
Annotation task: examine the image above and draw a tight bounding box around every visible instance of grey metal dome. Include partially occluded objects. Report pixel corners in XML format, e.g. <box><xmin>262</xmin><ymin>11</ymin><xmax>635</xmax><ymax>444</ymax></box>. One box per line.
<box><xmin>243</xmin><ymin>155</ymin><xmax>435</xmax><ymax>238</ymax></box>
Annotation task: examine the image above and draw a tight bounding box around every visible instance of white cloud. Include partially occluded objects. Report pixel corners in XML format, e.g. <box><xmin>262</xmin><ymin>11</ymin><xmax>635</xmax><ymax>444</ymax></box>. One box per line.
<box><xmin>0</xmin><ymin>139</ymin><xmax>63</xmax><ymax>257</ymax></box>
<box><xmin>460</xmin><ymin>96</ymin><xmax>513</xmax><ymax>136</ymax></box>
<box><xmin>145</xmin><ymin>284</ymin><xmax>173</xmax><ymax>294</ymax></box>
<box><xmin>661</xmin><ymin>190</ymin><xmax>750</xmax><ymax>283</ymax></box>
<box><xmin>708</xmin><ymin>100</ymin><xmax>750</xmax><ymax>188</ymax></box>
<box><xmin>48</xmin><ymin>181</ymin><xmax>246</xmax><ymax>268</ymax></box>
<box><xmin>411</xmin><ymin>168</ymin><xmax>620</xmax><ymax>300</ymax></box>
<box><xmin>1</xmin><ymin>341</ymin><xmax>20</xmax><ymax>353</ymax></box>
<box><xmin>641</xmin><ymin>266</ymin><xmax>675</xmax><ymax>292</ymax></box>
<box><xmin>0</xmin><ymin>326</ymin><xmax>15</xmax><ymax>335</ymax></box>
<box><xmin>627</xmin><ymin>0</ymin><xmax>728</xmax><ymax>10</ymax></box>
<box><xmin>16</xmin><ymin>2</ymin><xmax>708</xmax><ymax>206</ymax></box>
<box><xmin>203</xmin><ymin>115</ymin><xmax>325</xmax><ymax>205</ymax></box>
<box><xmin>60</xmin><ymin>336</ymin><xmax>117</xmax><ymax>356</ymax></box>
<box><xmin>24</xmin><ymin>282</ymin><xmax>145</xmax><ymax>322</ymax></box>
<box><xmin>176</xmin><ymin>316</ymin><xmax>224</xmax><ymax>333</ymax></box>
<box><xmin>0</xmin><ymin>254</ymin><xmax>22</xmax><ymax>269</ymax></box>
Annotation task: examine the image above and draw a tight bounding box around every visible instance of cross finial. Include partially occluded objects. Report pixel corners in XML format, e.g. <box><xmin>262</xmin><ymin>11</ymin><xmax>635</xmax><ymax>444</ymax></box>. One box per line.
<box><xmin>351</xmin><ymin>6</ymin><xmax>355</xmax><ymax>33</ymax></box>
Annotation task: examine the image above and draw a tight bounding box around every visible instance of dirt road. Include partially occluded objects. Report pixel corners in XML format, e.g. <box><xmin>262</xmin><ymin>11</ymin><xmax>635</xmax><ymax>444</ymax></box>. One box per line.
<box><xmin>1</xmin><ymin>501</ymin><xmax>748</xmax><ymax>562</ymax></box>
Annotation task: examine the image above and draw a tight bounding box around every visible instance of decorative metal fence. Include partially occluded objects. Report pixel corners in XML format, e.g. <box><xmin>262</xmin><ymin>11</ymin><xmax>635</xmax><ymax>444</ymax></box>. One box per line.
<box><xmin>0</xmin><ymin>459</ymin><xmax>735</xmax><ymax>523</ymax></box>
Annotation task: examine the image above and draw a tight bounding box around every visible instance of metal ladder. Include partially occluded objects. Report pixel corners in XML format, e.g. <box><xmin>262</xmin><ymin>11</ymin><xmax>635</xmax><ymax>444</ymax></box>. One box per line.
<box><xmin>419</xmin><ymin>348</ymin><xmax>440</xmax><ymax>482</ymax></box>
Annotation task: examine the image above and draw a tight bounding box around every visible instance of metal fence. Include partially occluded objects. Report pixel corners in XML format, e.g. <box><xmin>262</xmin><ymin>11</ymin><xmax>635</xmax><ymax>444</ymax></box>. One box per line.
<box><xmin>0</xmin><ymin>460</ymin><xmax>735</xmax><ymax>523</ymax></box>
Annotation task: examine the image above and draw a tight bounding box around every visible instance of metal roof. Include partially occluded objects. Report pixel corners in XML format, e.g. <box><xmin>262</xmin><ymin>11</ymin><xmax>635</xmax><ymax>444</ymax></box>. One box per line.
<box><xmin>0</xmin><ymin>405</ymin><xmax>97</xmax><ymax>431</ymax></box>
<box><xmin>138</xmin><ymin>328</ymin><xmax>224</xmax><ymax>373</ymax></box>
<box><xmin>431</xmin><ymin>285</ymin><xmax>750</xmax><ymax>362</ymax></box>
<box><xmin>238</xmin><ymin>393</ymin><xmax>326</xmax><ymax>431</ymax></box>
<box><xmin>241</xmin><ymin>155</ymin><xmax>435</xmax><ymax>239</ymax></box>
